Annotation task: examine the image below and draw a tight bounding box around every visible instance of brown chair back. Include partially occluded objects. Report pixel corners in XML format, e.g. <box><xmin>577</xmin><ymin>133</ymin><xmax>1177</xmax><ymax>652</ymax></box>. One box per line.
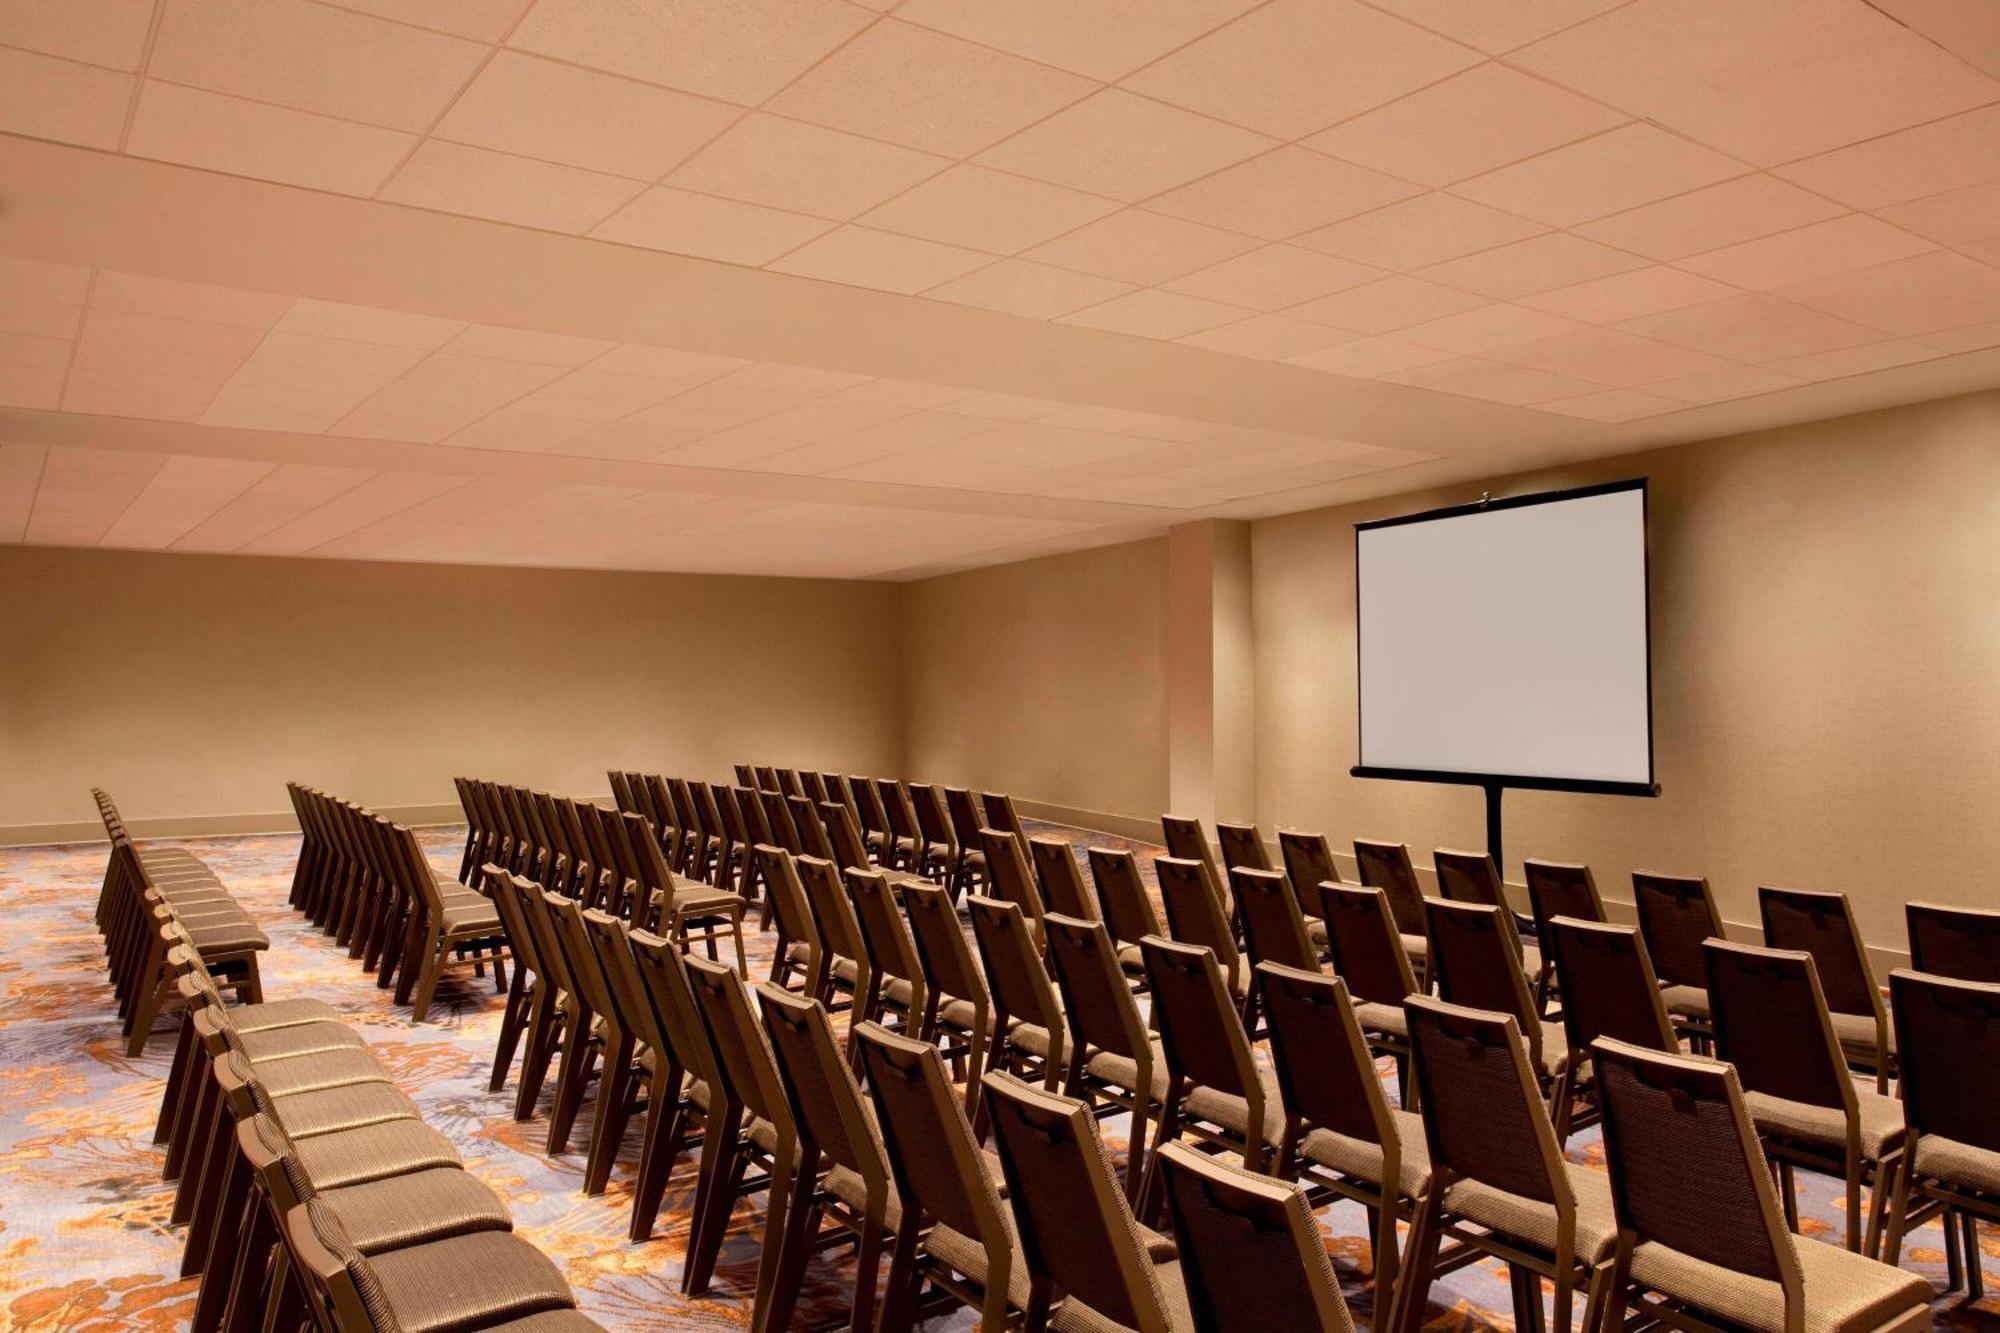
<box><xmin>1156</xmin><ymin>856</ymin><xmax>1241</xmax><ymax>988</ymax></box>
<box><xmin>1524</xmin><ymin>860</ymin><xmax>1605</xmax><ymax>941</ymax></box>
<box><xmin>847</xmin><ymin>867</ymin><xmax>926</xmax><ymax>1021</ymax></box>
<box><xmin>1544</xmin><ymin>917</ymin><xmax>1676</xmax><ymax>1057</ymax></box>
<box><xmin>1433</xmin><ymin>848</ymin><xmax>1506</xmax><ymax>908</ymax></box>
<box><xmin>1630</xmin><ymin>871</ymin><xmax>1723</xmax><ymax>989</ymax></box>
<box><xmin>1757</xmin><ymin>886</ymin><xmax>1880</xmax><ymax>1019</ymax></box>
<box><xmin>1352</xmin><ymin>839</ymin><xmax>1427</xmax><ymax>935</ymax></box>
<box><xmin>981</xmin><ymin>791</ymin><xmax>1027</xmax><ymax>842</ymax></box>
<box><xmin>1028</xmin><ymin>836</ymin><xmax>1097</xmax><ymax>921</ymax></box>
<box><xmin>1704</xmin><ymin>939</ymin><xmax>1853</xmax><ymax>1115</ymax></box>
<box><xmin>1141</xmin><ymin>936</ymin><xmax>1263</xmax><ymax>1143</ymax></box>
<box><xmin>1905</xmin><ymin>901</ymin><xmax>2000</xmax><ymax>984</ymax></box>
<box><xmin>968</xmin><ymin>895</ymin><xmax>1065</xmax><ymax>1060</ymax></box>
<box><xmin>980</xmin><ymin>829</ymin><xmax>1047</xmax><ymax>929</ymax></box>
<box><xmin>1216</xmin><ymin>822</ymin><xmax>1272</xmax><ymax>873</ymax></box>
<box><xmin>1317</xmin><ymin>884</ymin><xmax>1419</xmax><ymax>1008</ymax></box>
<box><xmin>1277</xmin><ymin>831</ymin><xmax>1339</xmax><ymax>920</ymax></box>
<box><xmin>1087</xmin><ymin>848</ymin><xmax>1164</xmax><ymax>948</ymax></box>
<box><xmin>1423</xmin><ymin>898</ymin><xmax>1537</xmax><ymax>1033</ymax></box>
<box><xmin>1043</xmin><ymin>914</ymin><xmax>1150</xmax><ymax>1073</ymax></box>
<box><xmin>1890</xmin><ymin>968</ymin><xmax>2000</xmax><ymax>1156</ymax></box>
<box><xmin>1255</xmin><ymin>963</ymin><xmax>1395</xmax><ymax>1160</ymax></box>
<box><xmin>1231</xmin><ymin>866</ymin><xmax>1318</xmax><ymax>973</ymax></box>
<box><xmin>1405</xmin><ymin>995</ymin><xmax>1568</xmax><ymax>1209</ymax></box>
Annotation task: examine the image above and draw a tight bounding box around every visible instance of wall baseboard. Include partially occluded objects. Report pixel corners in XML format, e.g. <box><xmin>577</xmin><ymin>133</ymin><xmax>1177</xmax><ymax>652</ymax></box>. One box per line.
<box><xmin>1015</xmin><ymin>799</ymin><xmax>1160</xmax><ymax>845</ymax></box>
<box><xmin>1</xmin><ymin>802</ymin><xmax>467</xmax><ymax>848</ymax></box>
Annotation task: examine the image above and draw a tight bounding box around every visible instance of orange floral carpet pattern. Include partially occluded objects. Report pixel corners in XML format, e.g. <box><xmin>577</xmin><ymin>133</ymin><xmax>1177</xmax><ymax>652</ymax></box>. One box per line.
<box><xmin>0</xmin><ymin>824</ymin><xmax>1991</xmax><ymax>1331</ymax></box>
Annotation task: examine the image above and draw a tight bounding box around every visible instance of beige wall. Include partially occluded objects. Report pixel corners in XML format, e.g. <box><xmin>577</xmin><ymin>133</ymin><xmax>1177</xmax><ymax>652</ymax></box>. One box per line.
<box><xmin>901</xmin><ymin>537</ymin><xmax>1168</xmax><ymax>831</ymax></box>
<box><xmin>0</xmin><ymin>545</ymin><xmax>903</xmax><ymax>843</ymax></box>
<box><xmin>1253</xmin><ymin>389</ymin><xmax>2000</xmax><ymax>959</ymax></box>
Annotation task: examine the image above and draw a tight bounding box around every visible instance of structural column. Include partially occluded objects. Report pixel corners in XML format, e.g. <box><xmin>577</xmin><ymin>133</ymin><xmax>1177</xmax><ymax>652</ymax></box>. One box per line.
<box><xmin>1166</xmin><ymin>519</ymin><xmax>1256</xmax><ymax>827</ymax></box>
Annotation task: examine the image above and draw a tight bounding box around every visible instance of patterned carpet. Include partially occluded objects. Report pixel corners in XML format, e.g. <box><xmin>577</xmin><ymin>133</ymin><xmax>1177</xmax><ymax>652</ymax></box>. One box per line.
<box><xmin>0</xmin><ymin>822</ymin><xmax>1991</xmax><ymax>1331</ymax></box>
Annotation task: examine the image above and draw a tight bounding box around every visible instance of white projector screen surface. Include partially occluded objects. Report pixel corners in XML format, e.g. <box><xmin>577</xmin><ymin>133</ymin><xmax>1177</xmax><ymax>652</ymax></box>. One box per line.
<box><xmin>1356</xmin><ymin>484</ymin><xmax>1652</xmax><ymax>789</ymax></box>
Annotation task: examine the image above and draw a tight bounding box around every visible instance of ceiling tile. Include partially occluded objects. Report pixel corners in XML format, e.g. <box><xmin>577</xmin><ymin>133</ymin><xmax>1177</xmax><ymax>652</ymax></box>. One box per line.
<box><xmin>860</xmin><ymin>166</ymin><xmax>1120</xmax><ymax>255</ymax></box>
<box><xmin>769</xmin><ymin>226</ymin><xmax>992</xmax><ymax>295</ymax></box>
<box><xmin>1762</xmin><ymin>340</ymin><xmax>1942</xmax><ymax>381</ymax></box>
<box><xmin>92</xmin><ymin>272</ymin><xmax>292</xmax><ymax>330</ymax></box>
<box><xmin>1146</xmin><ymin>146</ymin><xmax>1424</xmax><ymax>242</ymax></box>
<box><xmin>712</xmin><ymin>363</ymin><xmax>873</xmax><ymax>397</ymax></box>
<box><xmin>1916</xmin><ymin>319</ymin><xmax>2000</xmax><ymax>354</ymax></box>
<box><xmin>0</xmin><ymin>0</ymin><xmax>155</xmax><ymax>68</ymax></box>
<box><xmin>505</xmin><ymin>0</ymin><xmax>873</xmax><ymax>106</ymax></box>
<box><xmin>332</xmin><ymin>353</ymin><xmax>567</xmax><ymax>442</ymax></box>
<box><xmin>1510</xmin><ymin>0</ymin><xmax>2000</xmax><ymax>165</ymax></box>
<box><xmin>275</xmin><ymin>299</ymin><xmax>466</xmax><ymax>349</ymax></box>
<box><xmin>380</xmin><ymin>141</ymin><xmax>645</xmax><ymax>234</ymax></box>
<box><xmin>924</xmin><ymin>259</ymin><xmax>1136</xmax><ymax>319</ymax></box>
<box><xmin>311</xmin><ymin>0</ymin><xmax>532</xmax><ymax>43</ymax></box>
<box><xmin>1535</xmin><ymin>389</ymin><xmax>1680</xmax><ymax>422</ymax></box>
<box><xmin>1123</xmin><ymin>0</ymin><xmax>1481</xmax><ymax>140</ymax></box>
<box><xmin>1416</xmin><ymin>232</ymin><xmax>1646</xmax><ymax>299</ymax></box>
<box><xmin>1057</xmin><ymin>289</ymin><xmax>1255</xmax><ymax>339</ymax></box>
<box><xmin>1381</xmin><ymin>355</ymin><xmax>1599</xmax><ymax>404</ymax></box>
<box><xmin>1280</xmin><ymin>334</ymin><xmax>1456</xmax><ymax>376</ymax></box>
<box><xmin>591</xmin><ymin>187</ymin><xmax>834</xmax><ymax>266</ymax></box>
<box><xmin>69</xmin><ymin>309</ymin><xmax>264</xmax><ymax>400</ymax></box>
<box><xmin>1305</xmin><ymin>63</ymin><xmax>1624</xmax><ymax>188</ymax></box>
<box><xmin>975</xmin><ymin>89</ymin><xmax>1275</xmax><ymax>202</ymax></box>
<box><xmin>1177</xmin><ymin>315</ymin><xmax>1355</xmax><ymax>359</ymax></box>
<box><xmin>1771</xmin><ymin>251</ymin><xmax>2000</xmax><ymax>337</ymax></box>
<box><xmin>1614</xmin><ymin>293</ymin><xmax>1882</xmax><ymax>361</ymax></box>
<box><xmin>1486</xmin><ymin>326</ymin><xmax>1734</xmax><ymax>386</ymax></box>
<box><xmin>1677</xmin><ymin>215</ymin><xmax>1936</xmax><ymax>291</ymax></box>
<box><xmin>171</xmin><ymin>462</ymin><xmax>375</xmax><ymax>550</ymax></box>
<box><xmin>588</xmin><ymin>344</ymin><xmax>745</xmax><ymax>381</ymax></box>
<box><xmin>0</xmin><ymin>256</ymin><xmax>90</xmax><ymax>309</ymax></box>
<box><xmin>1285</xmin><ymin>275</ymin><xmax>1489</xmax><ymax>333</ymax></box>
<box><xmin>441</xmin><ymin>324</ymin><xmax>619</xmax><ymax>367</ymax></box>
<box><xmin>1576</xmin><ymin>175</ymin><xmax>1848</xmax><ymax>262</ymax></box>
<box><xmin>1023</xmin><ymin>209</ymin><xmax>1260</xmax><ymax>286</ymax></box>
<box><xmin>1163</xmin><ymin>245</ymin><xmax>1383</xmax><ymax>311</ymax></box>
<box><xmin>0</xmin><ymin>293</ymin><xmax>83</xmax><ymax>341</ymax></box>
<box><xmin>150</xmin><ymin>0</ymin><xmax>487</xmax><ymax>132</ymax></box>
<box><xmin>0</xmin><ymin>335</ymin><xmax>68</xmax><ymax>409</ymax></box>
<box><xmin>1877</xmin><ymin>181</ymin><xmax>2000</xmax><ymax>249</ymax></box>
<box><xmin>1359</xmin><ymin>0</ymin><xmax>1632</xmax><ymax>55</ymax></box>
<box><xmin>1517</xmin><ymin>266</ymin><xmax>1742</xmax><ymax>324</ymax></box>
<box><xmin>927</xmin><ymin>420</ymin><xmax>1156</xmax><ymax>469</ymax></box>
<box><xmin>24</xmin><ymin>446</ymin><xmax>167</xmax><ymax>545</ymax></box>
<box><xmin>200</xmin><ymin>331</ymin><xmax>430</xmax><ymax>432</ymax></box>
<box><xmin>1644</xmin><ymin>364</ymin><xmax>1804</xmax><ymax>405</ymax></box>
<box><xmin>1396</xmin><ymin>302</ymin><xmax>1587</xmax><ymax>353</ymax></box>
<box><xmin>891</xmin><ymin>0</ymin><xmax>1262</xmax><ymax>81</ymax></box>
<box><xmin>433</xmin><ymin>52</ymin><xmax>740</xmax><ymax>181</ymax></box>
<box><xmin>1773</xmin><ymin>105</ymin><xmax>2000</xmax><ymax>211</ymax></box>
<box><xmin>665</xmin><ymin>114</ymin><xmax>950</xmax><ymax>220</ymax></box>
<box><xmin>766</xmin><ymin>19</ymin><xmax>1094</xmax><ymax>158</ymax></box>
<box><xmin>242</xmin><ymin>470</ymin><xmax>468</xmax><ymax>555</ymax></box>
<box><xmin>837</xmin><ymin>380</ymin><xmax>982</xmax><ymax>410</ymax></box>
<box><xmin>127</xmin><ymin>81</ymin><xmax>415</xmax><ymax>196</ymax></box>
<box><xmin>1294</xmin><ymin>192</ymin><xmax>1544</xmax><ymax>270</ymax></box>
<box><xmin>1451</xmin><ymin>124</ymin><xmax>1747</xmax><ymax>227</ymax></box>
<box><xmin>0</xmin><ymin>444</ymin><xmax>47</xmax><ymax>540</ymax></box>
<box><xmin>99</xmin><ymin>455</ymin><xmax>276</xmax><ymax>548</ymax></box>
<box><xmin>0</xmin><ymin>47</ymin><xmax>131</xmax><ymax>150</ymax></box>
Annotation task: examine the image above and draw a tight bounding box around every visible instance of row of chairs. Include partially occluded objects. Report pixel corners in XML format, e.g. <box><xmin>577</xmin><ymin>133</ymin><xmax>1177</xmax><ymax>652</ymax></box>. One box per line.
<box><xmin>92</xmin><ymin>787</ymin><xmax>268</xmax><ymax>1055</ymax></box>
<box><xmin>284</xmin><ymin>784</ymin><xmax>510</xmax><ymax>1022</ymax></box>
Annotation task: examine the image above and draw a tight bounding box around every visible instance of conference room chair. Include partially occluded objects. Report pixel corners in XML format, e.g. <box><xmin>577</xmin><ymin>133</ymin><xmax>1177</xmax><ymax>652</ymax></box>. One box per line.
<box><xmin>756</xmin><ymin>845</ymin><xmax>823</xmax><ymax>996</ymax></box>
<box><xmin>1216</xmin><ymin>821</ymin><xmax>1274</xmax><ymax>875</ymax></box>
<box><xmin>1432</xmin><ymin>848</ymin><xmax>1537</xmax><ymax>954</ymax></box>
<box><xmin>821</xmin><ymin>796</ymin><xmax>881</xmax><ymax>876</ymax></box>
<box><xmin>582</xmin><ymin>909</ymin><xmax>682</xmax><ymax>1223</ymax></box>
<box><xmin>819</xmin><ymin>771</ymin><xmax>857</xmax><ymax>823</ymax></box>
<box><xmin>1760</xmin><ymin>885</ymin><xmax>1894</xmax><ymax>1092</ymax></box>
<box><xmin>1351</xmin><ymin>840</ymin><xmax>1432</xmax><ymax>974</ymax></box>
<box><xmin>1231</xmin><ymin>866</ymin><xmax>1320</xmax><ymax>976</ymax></box>
<box><xmin>1422</xmin><ymin>898</ymin><xmax>1572</xmax><ymax>1130</ymax></box>
<box><xmin>967</xmin><ymin>895</ymin><xmax>1069</xmax><ymax>1110</ymax></box>
<box><xmin>753</xmin><ymin>765</ymin><xmax>780</xmax><ymax>791</ymax></box>
<box><xmin>983</xmin><ymin>1071</ymin><xmax>1194</xmax><ymax>1331</ymax></box>
<box><xmin>1705</xmin><ymin>939</ymin><xmax>1907</xmax><ymax>1256</ymax></box>
<box><xmin>1591</xmin><ymin>1036</ymin><xmax>1933</xmax><ymax>1333</ymax></box>
<box><xmin>800</xmin><ymin>769</ymin><xmax>830</xmax><ymax>805</ymax></box>
<box><xmin>1524</xmin><ymin>859</ymin><xmax>1606</xmax><ymax>1013</ymax></box>
<box><xmin>759</xmin><ymin>786</ymin><xmax>804</xmax><ymax>857</ymax></box>
<box><xmin>981</xmin><ymin>827</ymin><xmax>1050</xmax><ymax>942</ymax></box>
<box><xmin>858</xmin><ymin>1022</ymin><xmax>1024</xmax><ymax>1331</ymax></box>
<box><xmin>733</xmin><ymin>763</ymin><xmax>757</xmax><ymax>788</ymax></box>
<box><xmin>847</xmin><ymin>866</ymin><xmax>928</xmax><ymax>1038</ymax></box>
<box><xmin>677</xmin><ymin>779</ymin><xmax>725</xmax><ymax>882</ymax></box>
<box><xmin>1161</xmin><ymin>814</ymin><xmax>1224</xmax><ymax>894</ymax></box>
<box><xmin>1542</xmin><ymin>917</ymin><xmax>1679</xmax><ymax>1135</ymax></box>
<box><xmin>797</xmin><ymin>854</ymin><xmax>869</xmax><ymax>1021</ymax></box>
<box><xmin>982</xmin><ymin>790</ymin><xmax>1029</xmax><ymax>843</ymax></box>
<box><xmin>944</xmin><ymin>786</ymin><xmax>991</xmax><ymax>897</ymax></box>
<box><xmin>757</xmin><ymin>984</ymin><xmax>900</xmax><ymax>1333</ymax></box>
<box><xmin>734</xmin><ymin>785</ymin><xmax>778</xmax><ymax>923</ymax></box>
<box><xmin>790</xmin><ymin>792</ymin><xmax>840</xmax><ymax>864</ymax></box>
<box><xmin>709</xmin><ymin>784</ymin><xmax>756</xmax><ymax>895</ymax></box>
<box><xmin>1029</xmin><ymin>834</ymin><xmax>1099</xmax><ymax>921</ymax></box>
<box><xmin>481</xmin><ymin>865</ymin><xmax>543</xmax><ymax>1098</ymax></box>
<box><xmin>1042</xmin><ymin>913</ymin><xmax>1166</xmax><ymax>1204</ymax></box>
<box><xmin>1087</xmin><ymin>846</ymin><xmax>1165</xmax><ymax>987</ymax></box>
<box><xmin>1392</xmin><ymin>995</ymin><xmax>1618</xmax><ymax>1333</ymax></box>
<box><xmin>542</xmin><ymin>892</ymin><xmax>620</xmax><ymax>1166</ymax></box>
<box><xmin>1256</xmin><ymin>962</ymin><xmax>1429</xmax><ymax>1310</ymax></box>
<box><xmin>776</xmin><ymin>767</ymin><xmax>805</xmax><ymax>799</ymax></box>
<box><xmin>1318</xmin><ymin>884</ymin><xmax>1422</xmax><ymax>1105</ymax></box>
<box><xmin>1630</xmin><ymin>870</ymin><xmax>1725</xmax><ymax>1049</ymax></box>
<box><xmin>903</xmin><ymin>880</ymin><xmax>995</xmax><ymax>1114</ymax></box>
<box><xmin>487</xmin><ymin>874</ymin><xmax>573</xmax><ymax>1123</ymax></box>
<box><xmin>680</xmin><ymin>953</ymin><xmax>795</xmax><ymax>1302</ymax></box>
<box><xmin>876</xmin><ymin>778</ymin><xmax>924</xmax><ymax>870</ymax></box>
<box><xmin>454</xmin><ymin>775</ymin><xmax>497</xmax><ymax>885</ymax></box>
<box><xmin>621</xmin><ymin>810</ymin><xmax>748</xmax><ymax>974</ymax></box>
<box><xmin>1884</xmin><ymin>968</ymin><xmax>2000</xmax><ymax>1297</ymax></box>
<box><xmin>1157</xmin><ymin>855</ymin><xmax>1250</xmax><ymax>1013</ymax></box>
<box><xmin>850</xmin><ymin>774</ymin><xmax>893</xmax><ymax>861</ymax></box>
<box><xmin>1905</xmin><ymin>901</ymin><xmax>2000</xmax><ymax>984</ymax></box>
<box><xmin>908</xmin><ymin>782</ymin><xmax>959</xmax><ymax>884</ymax></box>
<box><xmin>1158</xmin><ymin>1141</ymin><xmax>1358</xmax><ymax>1333</ymax></box>
<box><xmin>625</xmin><ymin>928</ymin><xmax>718</xmax><ymax>1242</ymax></box>
<box><xmin>1139</xmin><ymin>935</ymin><xmax>1280</xmax><ymax>1222</ymax></box>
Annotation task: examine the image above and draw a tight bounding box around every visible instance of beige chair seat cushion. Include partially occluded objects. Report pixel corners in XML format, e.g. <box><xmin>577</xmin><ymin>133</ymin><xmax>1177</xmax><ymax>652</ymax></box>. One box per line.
<box><xmin>1117</xmin><ymin>942</ymin><xmax>1146</xmax><ymax>975</ymax></box>
<box><xmin>824</xmin><ymin>1161</ymin><xmax>903</xmax><ymax>1231</ymax></box>
<box><xmin>238</xmin><ymin>1021</ymin><xmax>369</xmax><ymax>1062</ymax></box>
<box><xmin>1627</xmin><ymin>1233</ymin><xmax>1930</xmax><ymax>1333</ymax></box>
<box><xmin>1400</xmin><ymin>932</ymin><xmax>1430</xmax><ymax>963</ymax></box>
<box><xmin>1443</xmin><ymin>1162</ymin><xmax>1619</xmax><ymax>1264</ymax></box>
<box><xmin>1744</xmin><ymin>1090</ymin><xmax>1906</xmax><ymax>1159</ymax></box>
<box><xmin>1182</xmin><ymin>1069</ymin><xmax>1285</xmax><ymax>1150</ymax></box>
<box><xmin>1083</xmin><ymin>1040</ymin><xmax>1170</xmax><ymax>1102</ymax></box>
<box><xmin>270</xmin><ymin>1081</ymin><xmax>420</xmax><ymax>1139</ymax></box>
<box><xmin>925</xmin><ymin>1215</ymin><xmax>1189</xmax><ymax>1330</ymax></box>
<box><xmin>439</xmin><ymin>898</ymin><xmax>503</xmax><ymax>933</ymax></box>
<box><xmin>186</xmin><ymin>921</ymin><xmax>271</xmax><ymax>952</ymax></box>
<box><xmin>671</xmin><ymin>888</ymin><xmax>747</xmax><ymax>920</ymax></box>
<box><xmin>1530</xmin><ymin>1021</ymin><xmax>1571</xmax><ymax>1079</ymax></box>
<box><xmin>362</xmin><ymin>1231</ymin><xmax>576</xmax><ymax>1333</ymax></box>
<box><xmin>293</xmin><ymin>1119</ymin><xmax>463</xmax><ymax>1191</ymax></box>
<box><xmin>1051</xmin><ymin>1258</ymin><xmax>1196</xmax><ymax>1332</ymax></box>
<box><xmin>1660</xmin><ymin>984</ymin><xmax>1710</xmax><ymax>1021</ymax></box>
<box><xmin>1913</xmin><ymin>1133</ymin><xmax>2000</xmax><ymax>1196</ymax></box>
<box><xmin>320</xmin><ymin>1165</ymin><xmax>513</xmax><ymax>1254</ymax></box>
<box><xmin>1829</xmin><ymin>1010</ymin><xmax>1895</xmax><ymax>1061</ymax></box>
<box><xmin>443</xmin><ymin>1311</ymin><xmax>605</xmax><ymax>1333</ymax></box>
<box><xmin>229</xmin><ymin>998</ymin><xmax>344</xmax><ymax>1032</ymax></box>
<box><xmin>1354</xmin><ymin>1000</ymin><xmax>1409</xmax><ymax>1040</ymax></box>
<box><xmin>1299</xmin><ymin>1107</ymin><xmax>1431</xmax><ymax>1200</ymax></box>
<box><xmin>1008</xmin><ymin>1019</ymin><xmax>1059</xmax><ymax>1060</ymax></box>
<box><xmin>248</xmin><ymin>1046</ymin><xmax>393</xmax><ymax>1098</ymax></box>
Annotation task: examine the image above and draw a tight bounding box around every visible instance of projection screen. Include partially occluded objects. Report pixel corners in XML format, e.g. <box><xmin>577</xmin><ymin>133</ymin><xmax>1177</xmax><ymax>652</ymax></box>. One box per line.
<box><xmin>1353</xmin><ymin>479</ymin><xmax>1656</xmax><ymax>794</ymax></box>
